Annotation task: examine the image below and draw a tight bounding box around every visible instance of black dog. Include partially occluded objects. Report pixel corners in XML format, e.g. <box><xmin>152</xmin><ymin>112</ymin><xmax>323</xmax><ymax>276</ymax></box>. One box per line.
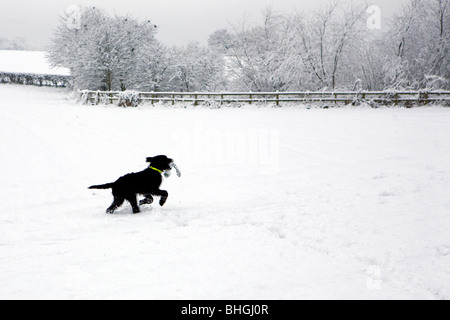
<box><xmin>89</xmin><ymin>155</ymin><xmax>181</xmax><ymax>214</ymax></box>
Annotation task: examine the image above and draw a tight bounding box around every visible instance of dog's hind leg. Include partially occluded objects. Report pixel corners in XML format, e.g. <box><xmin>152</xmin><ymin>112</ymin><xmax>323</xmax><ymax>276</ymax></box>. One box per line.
<box><xmin>125</xmin><ymin>194</ymin><xmax>140</xmax><ymax>214</ymax></box>
<box><xmin>139</xmin><ymin>194</ymin><xmax>154</xmax><ymax>206</ymax></box>
<box><xmin>107</xmin><ymin>196</ymin><xmax>124</xmax><ymax>214</ymax></box>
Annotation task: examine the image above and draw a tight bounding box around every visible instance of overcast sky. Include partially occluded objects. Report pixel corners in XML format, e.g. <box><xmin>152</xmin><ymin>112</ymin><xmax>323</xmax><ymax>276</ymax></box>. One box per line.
<box><xmin>0</xmin><ymin>0</ymin><xmax>403</xmax><ymax>50</ymax></box>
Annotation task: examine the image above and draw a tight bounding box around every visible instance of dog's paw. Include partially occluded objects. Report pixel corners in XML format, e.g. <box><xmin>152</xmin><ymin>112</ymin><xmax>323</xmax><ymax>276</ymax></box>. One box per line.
<box><xmin>159</xmin><ymin>198</ymin><xmax>167</xmax><ymax>206</ymax></box>
<box><xmin>139</xmin><ymin>198</ymin><xmax>153</xmax><ymax>205</ymax></box>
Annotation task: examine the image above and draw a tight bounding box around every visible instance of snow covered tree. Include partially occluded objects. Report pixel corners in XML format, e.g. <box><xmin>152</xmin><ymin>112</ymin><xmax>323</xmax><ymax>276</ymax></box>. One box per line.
<box><xmin>208</xmin><ymin>29</ymin><xmax>233</xmax><ymax>54</ymax></box>
<box><xmin>48</xmin><ymin>1</ymin><xmax>448</xmax><ymax>93</ymax></box>
<box><xmin>226</xmin><ymin>9</ymin><xmax>293</xmax><ymax>92</ymax></box>
<box><xmin>352</xmin><ymin>36</ymin><xmax>388</xmax><ymax>91</ymax></box>
<box><xmin>0</xmin><ymin>37</ymin><xmax>28</xmax><ymax>50</ymax></box>
<box><xmin>103</xmin><ymin>15</ymin><xmax>160</xmax><ymax>91</ymax></box>
<box><xmin>287</xmin><ymin>1</ymin><xmax>368</xmax><ymax>90</ymax></box>
<box><xmin>218</xmin><ymin>3</ymin><xmax>369</xmax><ymax>92</ymax></box>
<box><xmin>383</xmin><ymin>0</ymin><xmax>450</xmax><ymax>89</ymax></box>
<box><xmin>167</xmin><ymin>42</ymin><xmax>226</xmax><ymax>92</ymax></box>
<box><xmin>49</xmin><ymin>7</ymin><xmax>107</xmax><ymax>90</ymax></box>
<box><xmin>49</xmin><ymin>6</ymin><xmax>160</xmax><ymax>91</ymax></box>
<box><xmin>133</xmin><ymin>41</ymin><xmax>172</xmax><ymax>91</ymax></box>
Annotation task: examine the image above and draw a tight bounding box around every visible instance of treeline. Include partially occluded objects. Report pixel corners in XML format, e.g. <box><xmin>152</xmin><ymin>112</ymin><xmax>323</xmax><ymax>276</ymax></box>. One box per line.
<box><xmin>49</xmin><ymin>0</ymin><xmax>449</xmax><ymax>92</ymax></box>
<box><xmin>0</xmin><ymin>37</ymin><xmax>28</xmax><ymax>50</ymax></box>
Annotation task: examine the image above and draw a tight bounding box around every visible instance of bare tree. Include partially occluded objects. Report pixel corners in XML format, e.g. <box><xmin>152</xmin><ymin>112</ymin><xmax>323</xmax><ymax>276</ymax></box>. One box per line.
<box><xmin>289</xmin><ymin>1</ymin><xmax>367</xmax><ymax>90</ymax></box>
<box><xmin>226</xmin><ymin>8</ymin><xmax>292</xmax><ymax>92</ymax></box>
<box><xmin>384</xmin><ymin>0</ymin><xmax>449</xmax><ymax>89</ymax></box>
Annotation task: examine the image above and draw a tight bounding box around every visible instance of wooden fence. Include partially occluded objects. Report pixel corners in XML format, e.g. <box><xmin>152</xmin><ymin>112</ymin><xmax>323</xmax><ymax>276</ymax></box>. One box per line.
<box><xmin>80</xmin><ymin>90</ymin><xmax>450</xmax><ymax>107</ymax></box>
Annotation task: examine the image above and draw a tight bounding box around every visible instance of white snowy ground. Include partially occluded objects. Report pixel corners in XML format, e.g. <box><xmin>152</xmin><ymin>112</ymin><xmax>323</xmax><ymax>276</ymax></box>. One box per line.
<box><xmin>0</xmin><ymin>84</ymin><xmax>449</xmax><ymax>300</ymax></box>
<box><xmin>0</xmin><ymin>50</ymin><xmax>70</xmax><ymax>76</ymax></box>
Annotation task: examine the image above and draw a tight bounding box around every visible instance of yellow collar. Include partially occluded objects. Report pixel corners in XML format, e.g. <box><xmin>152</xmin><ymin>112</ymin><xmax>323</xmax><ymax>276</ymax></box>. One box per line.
<box><xmin>149</xmin><ymin>166</ymin><xmax>163</xmax><ymax>174</ymax></box>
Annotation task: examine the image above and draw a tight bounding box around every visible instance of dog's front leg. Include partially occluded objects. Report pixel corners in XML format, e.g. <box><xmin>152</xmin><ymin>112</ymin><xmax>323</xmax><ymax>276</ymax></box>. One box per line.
<box><xmin>158</xmin><ymin>190</ymin><xmax>169</xmax><ymax>206</ymax></box>
<box><xmin>139</xmin><ymin>194</ymin><xmax>154</xmax><ymax>205</ymax></box>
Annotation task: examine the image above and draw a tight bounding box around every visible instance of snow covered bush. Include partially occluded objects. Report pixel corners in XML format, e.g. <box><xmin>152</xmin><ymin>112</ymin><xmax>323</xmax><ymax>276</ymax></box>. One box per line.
<box><xmin>118</xmin><ymin>91</ymin><xmax>141</xmax><ymax>107</ymax></box>
<box><xmin>203</xmin><ymin>99</ymin><xmax>222</xmax><ymax>109</ymax></box>
<box><xmin>0</xmin><ymin>72</ymin><xmax>70</xmax><ymax>87</ymax></box>
<box><xmin>381</xmin><ymin>89</ymin><xmax>399</xmax><ymax>105</ymax></box>
<box><xmin>79</xmin><ymin>90</ymin><xmax>90</xmax><ymax>104</ymax></box>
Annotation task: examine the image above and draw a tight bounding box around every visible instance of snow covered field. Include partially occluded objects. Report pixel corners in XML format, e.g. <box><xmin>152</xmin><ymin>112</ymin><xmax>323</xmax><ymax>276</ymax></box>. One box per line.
<box><xmin>0</xmin><ymin>50</ymin><xmax>70</xmax><ymax>76</ymax></box>
<box><xmin>0</xmin><ymin>84</ymin><xmax>449</xmax><ymax>300</ymax></box>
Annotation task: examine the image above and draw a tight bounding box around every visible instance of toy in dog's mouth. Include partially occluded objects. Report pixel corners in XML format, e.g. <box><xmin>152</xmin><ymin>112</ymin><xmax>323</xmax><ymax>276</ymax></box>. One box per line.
<box><xmin>162</xmin><ymin>162</ymin><xmax>181</xmax><ymax>178</ymax></box>
<box><xmin>169</xmin><ymin>162</ymin><xmax>181</xmax><ymax>177</ymax></box>
<box><xmin>146</xmin><ymin>155</ymin><xmax>181</xmax><ymax>178</ymax></box>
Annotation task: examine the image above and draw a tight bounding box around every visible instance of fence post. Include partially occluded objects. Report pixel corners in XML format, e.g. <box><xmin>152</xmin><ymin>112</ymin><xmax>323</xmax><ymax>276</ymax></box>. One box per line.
<box><xmin>194</xmin><ymin>94</ymin><xmax>198</xmax><ymax>106</ymax></box>
<box><xmin>276</xmin><ymin>93</ymin><xmax>280</xmax><ymax>106</ymax></box>
<box><xmin>419</xmin><ymin>91</ymin><xmax>429</xmax><ymax>105</ymax></box>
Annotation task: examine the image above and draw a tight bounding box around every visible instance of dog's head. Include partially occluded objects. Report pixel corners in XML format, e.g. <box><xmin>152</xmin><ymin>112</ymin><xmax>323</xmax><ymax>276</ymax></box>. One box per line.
<box><xmin>146</xmin><ymin>155</ymin><xmax>181</xmax><ymax>177</ymax></box>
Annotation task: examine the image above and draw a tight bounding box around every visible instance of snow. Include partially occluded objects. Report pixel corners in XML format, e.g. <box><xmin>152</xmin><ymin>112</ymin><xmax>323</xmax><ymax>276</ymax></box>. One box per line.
<box><xmin>0</xmin><ymin>50</ymin><xmax>70</xmax><ymax>76</ymax></box>
<box><xmin>1</xmin><ymin>84</ymin><xmax>450</xmax><ymax>300</ymax></box>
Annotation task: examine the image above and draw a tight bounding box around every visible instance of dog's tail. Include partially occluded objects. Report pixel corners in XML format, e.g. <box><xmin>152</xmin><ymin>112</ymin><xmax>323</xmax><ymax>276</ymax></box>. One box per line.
<box><xmin>89</xmin><ymin>183</ymin><xmax>114</xmax><ymax>190</ymax></box>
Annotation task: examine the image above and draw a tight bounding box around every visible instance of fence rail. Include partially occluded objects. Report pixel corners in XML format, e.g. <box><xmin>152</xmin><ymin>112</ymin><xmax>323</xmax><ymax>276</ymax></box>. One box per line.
<box><xmin>80</xmin><ymin>90</ymin><xmax>450</xmax><ymax>107</ymax></box>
